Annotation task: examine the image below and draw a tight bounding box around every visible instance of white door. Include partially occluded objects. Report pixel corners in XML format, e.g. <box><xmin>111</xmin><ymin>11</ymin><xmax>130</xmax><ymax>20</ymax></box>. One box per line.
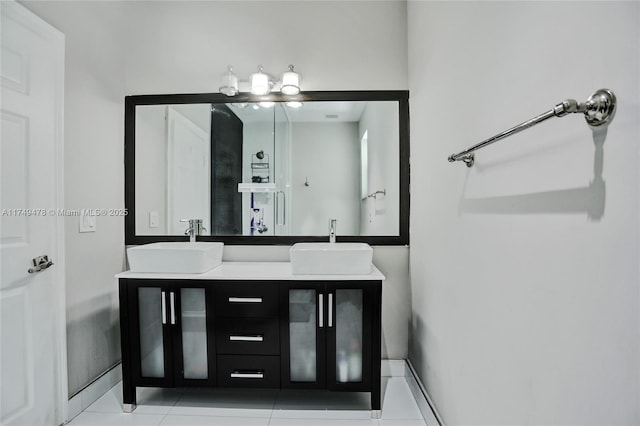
<box><xmin>0</xmin><ymin>2</ymin><xmax>66</xmax><ymax>425</ymax></box>
<box><xmin>166</xmin><ymin>107</ymin><xmax>210</xmax><ymax>235</ymax></box>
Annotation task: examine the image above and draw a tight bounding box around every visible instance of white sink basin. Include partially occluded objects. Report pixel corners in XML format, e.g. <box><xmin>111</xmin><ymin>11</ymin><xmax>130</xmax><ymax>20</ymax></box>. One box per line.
<box><xmin>290</xmin><ymin>242</ymin><xmax>373</xmax><ymax>275</ymax></box>
<box><xmin>127</xmin><ymin>242</ymin><xmax>224</xmax><ymax>274</ymax></box>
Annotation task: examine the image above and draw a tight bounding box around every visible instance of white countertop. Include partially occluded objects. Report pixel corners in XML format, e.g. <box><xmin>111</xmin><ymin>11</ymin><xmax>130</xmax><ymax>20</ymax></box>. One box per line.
<box><xmin>115</xmin><ymin>261</ymin><xmax>385</xmax><ymax>281</ymax></box>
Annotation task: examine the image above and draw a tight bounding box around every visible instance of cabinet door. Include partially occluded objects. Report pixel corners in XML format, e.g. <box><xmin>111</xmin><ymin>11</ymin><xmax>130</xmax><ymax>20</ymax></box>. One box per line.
<box><xmin>326</xmin><ymin>282</ymin><xmax>374</xmax><ymax>391</ymax></box>
<box><xmin>128</xmin><ymin>281</ymin><xmax>174</xmax><ymax>387</ymax></box>
<box><xmin>172</xmin><ymin>284</ymin><xmax>216</xmax><ymax>386</ymax></box>
<box><xmin>281</xmin><ymin>282</ymin><xmax>326</xmax><ymax>389</ymax></box>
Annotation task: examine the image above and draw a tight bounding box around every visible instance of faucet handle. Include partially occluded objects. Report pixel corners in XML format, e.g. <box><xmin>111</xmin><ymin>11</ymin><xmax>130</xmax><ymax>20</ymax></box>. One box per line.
<box><xmin>180</xmin><ymin>218</ymin><xmax>202</xmax><ymax>224</ymax></box>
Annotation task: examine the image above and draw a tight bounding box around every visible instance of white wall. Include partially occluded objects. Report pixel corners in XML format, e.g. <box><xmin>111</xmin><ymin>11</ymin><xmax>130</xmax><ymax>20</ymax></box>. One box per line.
<box><xmin>291</xmin><ymin>122</ymin><xmax>360</xmax><ymax>235</ymax></box>
<box><xmin>21</xmin><ymin>0</ymin><xmax>409</xmax><ymax>395</ymax></box>
<box><xmin>135</xmin><ymin>105</ymin><xmax>167</xmax><ymax>235</ymax></box>
<box><xmin>359</xmin><ymin>102</ymin><xmax>399</xmax><ymax>235</ymax></box>
<box><xmin>408</xmin><ymin>1</ymin><xmax>639</xmax><ymax>425</ymax></box>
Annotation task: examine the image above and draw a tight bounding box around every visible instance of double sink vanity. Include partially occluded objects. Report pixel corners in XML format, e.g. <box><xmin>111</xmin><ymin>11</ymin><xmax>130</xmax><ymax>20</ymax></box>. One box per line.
<box><xmin>120</xmin><ymin>90</ymin><xmax>409</xmax><ymax>418</ymax></box>
<box><xmin>117</xmin><ymin>241</ymin><xmax>385</xmax><ymax>416</ymax></box>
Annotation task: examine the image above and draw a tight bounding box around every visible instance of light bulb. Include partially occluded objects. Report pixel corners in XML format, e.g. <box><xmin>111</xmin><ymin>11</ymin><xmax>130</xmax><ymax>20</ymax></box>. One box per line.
<box><xmin>250</xmin><ymin>66</ymin><xmax>270</xmax><ymax>95</ymax></box>
<box><xmin>219</xmin><ymin>65</ymin><xmax>238</xmax><ymax>96</ymax></box>
<box><xmin>281</xmin><ymin>65</ymin><xmax>300</xmax><ymax>95</ymax></box>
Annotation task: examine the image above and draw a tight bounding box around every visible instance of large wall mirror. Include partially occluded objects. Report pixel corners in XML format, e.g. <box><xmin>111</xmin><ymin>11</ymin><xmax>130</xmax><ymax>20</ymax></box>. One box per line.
<box><xmin>125</xmin><ymin>91</ymin><xmax>409</xmax><ymax>245</ymax></box>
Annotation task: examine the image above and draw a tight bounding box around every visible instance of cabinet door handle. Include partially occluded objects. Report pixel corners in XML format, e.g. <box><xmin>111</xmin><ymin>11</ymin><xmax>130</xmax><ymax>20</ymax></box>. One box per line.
<box><xmin>229</xmin><ymin>335</ymin><xmax>263</xmax><ymax>342</ymax></box>
<box><xmin>170</xmin><ymin>291</ymin><xmax>176</xmax><ymax>325</ymax></box>
<box><xmin>328</xmin><ymin>293</ymin><xmax>333</xmax><ymax>328</ymax></box>
<box><xmin>318</xmin><ymin>293</ymin><xmax>323</xmax><ymax>328</ymax></box>
<box><xmin>230</xmin><ymin>371</ymin><xmax>264</xmax><ymax>379</ymax></box>
<box><xmin>228</xmin><ymin>297</ymin><xmax>263</xmax><ymax>303</ymax></box>
<box><xmin>161</xmin><ymin>291</ymin><xmax>167</xmax><ymax>325</ymax></box>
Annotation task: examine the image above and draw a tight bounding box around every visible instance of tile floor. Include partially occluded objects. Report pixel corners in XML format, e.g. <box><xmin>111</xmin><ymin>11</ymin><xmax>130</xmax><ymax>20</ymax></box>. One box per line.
<box><xmin>67</xmin><ymin>377</ymin><xmax>428</xmax><ymax>426</ymax></box>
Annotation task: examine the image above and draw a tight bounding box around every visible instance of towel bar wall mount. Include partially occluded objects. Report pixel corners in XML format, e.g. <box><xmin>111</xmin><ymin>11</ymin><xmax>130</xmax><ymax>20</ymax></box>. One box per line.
<box><xmin>448</xmin><ymin>89</ymin><xmax>617</xmax><ymax>167</ymax></box>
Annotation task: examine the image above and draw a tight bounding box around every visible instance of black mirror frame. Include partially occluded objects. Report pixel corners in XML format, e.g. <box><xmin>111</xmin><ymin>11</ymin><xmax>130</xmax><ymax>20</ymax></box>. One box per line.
<box><xmin>125</xmin><ymin>90</ymin><xmax>409</xmax><ymax>246</ymax></box>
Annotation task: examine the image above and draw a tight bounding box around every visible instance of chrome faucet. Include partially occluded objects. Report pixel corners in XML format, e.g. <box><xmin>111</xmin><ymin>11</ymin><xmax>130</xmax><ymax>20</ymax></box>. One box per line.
<box><xmin>181</xmin><ymin>219</ymin><xmax>206</xmax><ymax>242</ymax></box>
<box><xmin>329</xmin><ymin>219</ymin><xmax>337</xmax><ymax>243</ymax></box>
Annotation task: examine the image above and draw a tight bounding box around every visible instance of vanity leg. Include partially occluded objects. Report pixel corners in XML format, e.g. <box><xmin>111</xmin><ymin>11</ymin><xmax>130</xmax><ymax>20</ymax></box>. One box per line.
<box><xmin>119</xmin><ymin>280</ymin><xmax>137</xmax><ymax>412</ymax></box>
<box><xmin>371</xmin><ymin>282</ymin><xmax>382</xmax><ymax>413</ymax></box>
<box><xmin>122</xmin><ymin>381</ymin><xmax>136</xmax><ymax>412</ymax></box>
<box><xmin>123</xmin><ymin>402</ymin><xmax>137</xmax><ymax>413</ymax></box>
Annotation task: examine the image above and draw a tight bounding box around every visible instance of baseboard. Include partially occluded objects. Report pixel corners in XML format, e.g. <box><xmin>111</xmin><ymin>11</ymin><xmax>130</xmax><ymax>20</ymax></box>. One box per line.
<box><xmin>405</xmin><ymin>359</ymin><xmax>443</xmax><ymax>426</ymax></box>
<box><xmin>66</xmin><ymin>363</ymin><xmax>122</xmax><ymax>423</ymax></box>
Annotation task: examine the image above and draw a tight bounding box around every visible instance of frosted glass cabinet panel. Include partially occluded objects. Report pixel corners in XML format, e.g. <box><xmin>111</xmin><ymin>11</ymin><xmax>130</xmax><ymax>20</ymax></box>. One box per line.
<box><xmin>181</xmin><ymin>288</ymin><xmax>208</xmax><ymax>379</ymax></box>
<box><xmin>289</xmin><ymin>289</ymin><xmax>317</xmax><ymax>382</ymax></box>
<box><xmin>335</xmin><ymin>289</ymin><xmax>363</xmax><ymax>383</ymax></box>
<box><xmin>138</xmin><ymin>287</ymin><xmax>165</xmax><ymax>378</ymax></box>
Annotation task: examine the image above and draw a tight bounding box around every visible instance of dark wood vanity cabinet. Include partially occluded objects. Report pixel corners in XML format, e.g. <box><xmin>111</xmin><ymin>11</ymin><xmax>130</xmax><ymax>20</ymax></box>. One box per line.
<box><xmin>280</xmin><ymin>281</ymin><xmax>379</xmax><ymax>397</ymax></box>
<box><xmin>119</xmin><ymin>278</ymin><xmax>382</xmax><ymax>411</ymax></box>
<box><xmin>119</xmin><ymin>279</ymin><xmax>217</xmax><ymax>398</ymax></box>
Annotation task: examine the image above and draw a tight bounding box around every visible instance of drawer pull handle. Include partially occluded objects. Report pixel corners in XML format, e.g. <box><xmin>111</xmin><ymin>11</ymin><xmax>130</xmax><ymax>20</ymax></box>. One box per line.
<box><xmin>230</xmin><ymin>371</ymin><xmax>264</xmax><ymax>379</ymax></box>
<box><xmin>228</xmin><ymin>297</ymin><xmax>263</xmax><ymax>303</ymax></box>
<box><xmin>229</xmin><ymin>335</ymin><xmax>264</xmax><ymax>342</ymax></box>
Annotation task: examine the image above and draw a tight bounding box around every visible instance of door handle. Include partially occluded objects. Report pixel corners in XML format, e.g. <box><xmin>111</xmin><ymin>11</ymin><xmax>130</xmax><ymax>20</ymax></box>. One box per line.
<box><xmin>27</xmin><ymin>255</ymin><xmax>54</xmax><ymax>273</ymax></box>
<box><xmin>318</xmin><ymin>293</ymin><xmax>323</xmax><ymax>328</ymax></box>
<box><xmin>328</xmin><ymin>293</ymin><xmax>333</xmax><ymax>328</ymax></box>
<box><xmin>161</xmin><ymin>291</ymin><xmax>167</xmax><ymax>325</ymax></box>
<box><xmin>170</xmin><ymin>291</ymin><xmax>176</xmax><ymax>325</ymax></box>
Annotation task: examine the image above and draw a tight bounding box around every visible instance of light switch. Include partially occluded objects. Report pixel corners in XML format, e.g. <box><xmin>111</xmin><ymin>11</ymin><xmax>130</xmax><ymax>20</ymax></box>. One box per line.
<box><xmin>149</xmin><ymin>211</ymin><xmax>159</xmax><ymax>228</ymax></box>
<box><xmin>79</xmin><ymin>209</ymin><xmax>96</xmax><ymax>233</ymax></box>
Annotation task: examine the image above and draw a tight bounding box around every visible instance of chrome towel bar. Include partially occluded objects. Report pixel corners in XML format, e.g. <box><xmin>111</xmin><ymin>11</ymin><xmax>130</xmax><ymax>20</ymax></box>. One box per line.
<box><xmin>448</xmin><ymin>89</ymin><xmax>616</xmax><ymax>167</ymax></box>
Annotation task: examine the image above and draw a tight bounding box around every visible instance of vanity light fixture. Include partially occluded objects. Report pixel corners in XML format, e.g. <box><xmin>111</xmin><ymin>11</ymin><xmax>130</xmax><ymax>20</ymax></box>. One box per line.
<box><xmin>218</xmin><ymin>64</ymin><xmax>302</xmax><ymax>96</ymax></box>
<box><xmin>219</xmin><ymin>65</ymin><xmax>239</xmax><ymax>96</ymax></box>
<box><xmin>250</xmin><ymin>65</ymin><xmax>271</xmax><ymax>95</ymax></box>
<box><xmin>280</xmin><ymin>65</ymin><xmax>301</xmax><ymax>95</ymax></box>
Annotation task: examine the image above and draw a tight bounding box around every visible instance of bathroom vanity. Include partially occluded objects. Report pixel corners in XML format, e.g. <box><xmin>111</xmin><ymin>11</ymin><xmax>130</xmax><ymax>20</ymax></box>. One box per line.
<box><xmin>117</xmin><ymin>262</ymin><xmax>384</xmax><ymax>414</ymax></box>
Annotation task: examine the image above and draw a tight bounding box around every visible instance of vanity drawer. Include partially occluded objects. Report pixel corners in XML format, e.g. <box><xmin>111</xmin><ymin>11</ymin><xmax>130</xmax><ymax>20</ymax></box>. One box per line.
<box><xmin>215</xmin><ymin>282</ymin><xmax>279</xmax><ymax>318</ymax></box>
<box><xmin>217</xmin><ymin>355</ymin><xmax>280</xmax><ymax>388</ymax></box>
<box><xmin>216</xmin><ymin>317</ymin><xmax>279</xmax><ymax>355</ymax></box>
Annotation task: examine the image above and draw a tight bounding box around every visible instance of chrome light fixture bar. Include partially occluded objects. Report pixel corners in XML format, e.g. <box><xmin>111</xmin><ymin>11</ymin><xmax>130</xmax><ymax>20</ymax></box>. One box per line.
<box><xmin>219</xmin><ymin>64</ymin><xmax>301</xmax><ymax>96</ymax></box>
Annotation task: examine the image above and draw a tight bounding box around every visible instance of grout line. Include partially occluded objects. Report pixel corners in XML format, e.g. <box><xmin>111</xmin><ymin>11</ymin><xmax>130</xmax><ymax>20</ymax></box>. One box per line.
<box><xmin>267</xmin><ymin>390</ymin><xmax>276</xmax><ymax>426</ymax></box>
<box><xmin>157</xmin><ymin>412</ymin><xmax>168</xmax><ymax>426</ymax></box>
